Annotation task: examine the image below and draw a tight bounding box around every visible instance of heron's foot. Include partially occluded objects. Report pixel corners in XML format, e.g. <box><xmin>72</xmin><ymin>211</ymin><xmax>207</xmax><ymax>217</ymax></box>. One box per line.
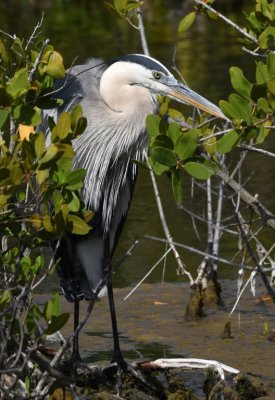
<box><xmin>103</xmin><ymin>354</ymin><xmax>159</xmax><ymax>397</ymax></box>
<box><xmin>64</xmin><ymin>350</ymin><xmax>91</xmax><ymax>375</ymax></box>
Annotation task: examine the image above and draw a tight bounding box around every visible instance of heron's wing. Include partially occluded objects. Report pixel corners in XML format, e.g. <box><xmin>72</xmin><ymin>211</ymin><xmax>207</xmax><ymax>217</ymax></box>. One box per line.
<box><xmin>56</xmin><ymin>163</ymin><xmax>137</xmax><ymax>301</ymax></box>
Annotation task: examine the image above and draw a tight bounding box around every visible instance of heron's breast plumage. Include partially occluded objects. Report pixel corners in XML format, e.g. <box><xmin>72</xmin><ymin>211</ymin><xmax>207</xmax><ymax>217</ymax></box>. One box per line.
<box><xmin>73</xmin><ymin>103</ymin><xmax>150</xmax><ymax>237</ymax></box>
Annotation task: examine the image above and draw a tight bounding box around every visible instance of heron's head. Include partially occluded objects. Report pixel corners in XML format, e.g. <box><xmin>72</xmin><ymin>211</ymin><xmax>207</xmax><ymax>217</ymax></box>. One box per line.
<box><xmin>100</xmin><ymin>54</ymin><xmax>227</xmax><ymax>120</ymax></box>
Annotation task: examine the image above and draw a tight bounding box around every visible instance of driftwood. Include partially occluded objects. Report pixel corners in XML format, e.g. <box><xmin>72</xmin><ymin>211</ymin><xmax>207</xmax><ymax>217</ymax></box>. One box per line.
<box><xmin>135</xmin><ymin>357</ymin><xmax>239</xmax><ymax>381</ymax></box>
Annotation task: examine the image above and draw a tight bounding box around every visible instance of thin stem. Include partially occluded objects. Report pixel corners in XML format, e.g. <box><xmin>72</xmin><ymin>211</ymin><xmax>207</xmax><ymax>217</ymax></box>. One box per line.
<box><xmin>148</xmin><ymin>164</ymin><xmax>193</xmax><ymax>282</ymax></box>
<box><xmin>124</xmin><ymin>248</ymin><xmax>172</xmax><ymax>300</ymax></box>
<box><xmin>194</xmin><ymin>0</ymin><xmax>258</xmax><ymax>45</ymax></box>
<box><xmin>145</xmin><ymin>235</ymin><xmax>253</xmax><ymax>271</ymax></box>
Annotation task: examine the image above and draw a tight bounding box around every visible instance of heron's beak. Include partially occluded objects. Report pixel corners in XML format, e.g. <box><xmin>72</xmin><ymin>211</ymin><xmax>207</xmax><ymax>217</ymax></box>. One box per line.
<box><xmin>167</xmin><ymin>82</ymin><xmax>228</xmax><ymax>120</ymax></box>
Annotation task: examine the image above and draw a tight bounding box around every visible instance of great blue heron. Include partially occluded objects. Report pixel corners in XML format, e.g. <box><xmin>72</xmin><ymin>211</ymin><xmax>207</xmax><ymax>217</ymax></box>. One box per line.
<box><xmin>53</xmin><ymin>54</ymin><xmax>225</xmax><ymax>374</ymax></box>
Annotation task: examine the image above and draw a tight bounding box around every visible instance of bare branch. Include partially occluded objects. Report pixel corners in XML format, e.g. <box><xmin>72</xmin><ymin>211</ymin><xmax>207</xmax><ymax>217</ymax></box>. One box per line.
<box><xmin>238</xmin><ymin>144</ymin><xmax>275</xmax><ymax>158</ymax></box>
<box><xmin>217</xmin><ymin>169</ymin><xmax>275</xmax><ymax>230</ymax></box>
<box><xmin>193</xmin><ymin>0</ymin><xmax>258</xmax><ymax>45</ymax></box>
<box><xmin>25</xmin><ymin>13</ymin><xmax>44</xmax><ymax>51</ymax></box>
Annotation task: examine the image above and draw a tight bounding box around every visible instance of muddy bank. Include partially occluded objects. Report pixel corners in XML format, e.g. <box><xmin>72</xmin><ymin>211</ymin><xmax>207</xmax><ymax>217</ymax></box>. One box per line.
<box><xmin>42</xmin><ymin>279</ymin><xmax>275</xmax><ymax>398</ymax></box>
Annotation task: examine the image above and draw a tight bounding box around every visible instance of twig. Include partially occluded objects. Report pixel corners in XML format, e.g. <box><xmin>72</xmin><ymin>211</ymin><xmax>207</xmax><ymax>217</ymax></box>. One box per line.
<box><xmin>229</xmin><ymin>270</ymin><xmax>257</xmax><ymax>316</ymax></box>
<box><xmin>124</xmin><ymin>248</ymin><xmax>172</xmax><ymax>300</ymax></box>
<box><xmin>194</xmin><ymin>0</ymin><xmax>258</xmax><ymax>45</ymax></box>
<box><xmin>230</xmin><ymin>199</ymin><xmax>275</xmax><ymax>301</ymax></box>
<box><xmin>217</xmin><ymin>169</ymin><xmax>275</xmax><ymax>230</ymax></box>
<box><xmin>25</xmin><ymin>13</ymin><xmax>44</xmax><ymax>51</ymax></box>
<box><xmin>242</xmin><ymin>46</ymin><xmax>265</xmax><ymax>57</ymax></box>
<box><xmin>136</xmin><ymin>6</ymin><xmax>192</xmax><ymax>283</ymax></box>
<box><xmin>0</xmin><ymin>30</ymin><xmax>15</xmax><ymax>40</ymax></box>
<box><xmin>28</xmin><ymin>39</ymin><xmax>50</xmax><ymax>82</ymax></box>
<box><xmin>145</xmin><ymin>235</ymin><xmax>253</xmax><ymax>270</ymax></box>
<box><xmin>147</xmin><ymin>163</ymin><xmax>194</xmax><ymax>282</ymax></box>
<box><xmin>31</xmin><ymin>240</ymin><xmax>60</xmax><ymax>290</ymax></box>
<box><xmin>238</xmin><ymin>144</ymin><xmax>275</xmax><ymax>158</ymax></box>
<box><xmin>199</xmin><ymin>128</ymin><xmax>232</xmax><ymax>142</ymax></box>
<box><xmin>136</xmin><ymin>8</ymin><xmax>150</xmax><ymax>56</ymax></box>
<box><xmin>213</xmin><ymin>165</ymin><xmax>224</xmax><ymax>271</ymax></box>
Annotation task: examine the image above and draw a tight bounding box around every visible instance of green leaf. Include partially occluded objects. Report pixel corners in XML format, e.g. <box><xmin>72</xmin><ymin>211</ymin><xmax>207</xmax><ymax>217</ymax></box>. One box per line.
<box><xmin>219</xmin><ymin>100</ymin><xmax>239</xmax><ymax>120</ymax></box>
<box><xmin>66</xmin><ymin>169</ymin><xmax>86</xmax><ymax>190</ymax></box>
<box><xmin>0</xmin><ymin>289</ymin><xmax>11</xmax><ymax>307</ymax></box>
<box><xmin>71</xmin><ymin>104</ymin><xmax>83</xmax><ymax>125</ymax></box>
<box><xmin>150</xmin><ymin>147</ymin><xmax>177</xmax><ymax>167</ymax></box>
<box><xmin>52</xmin><ymin>112</ymin><xmax>71</xmax><ymax>141</ymax></box>
<box><xmin>67</xmin><ymin>214</ymin><xmax>91</xmax><ymax>235</ymax></box>
<box><xmin>43</xmin><ymin>50</ymin><xmax>65</xmax><ymax>79</ymax></box>
<box><xmin>12</xmin><ymin>105</ymin><xmax>41</xmax><ymax>126</ymax></box>
<box><xmin>25</xmin><ymin>376</ymin><xmax>30</xmax><ymax>395</ymax></box>
<box><xmin>43</xmin><ymin>215</ymin><xmax>53</xmax><ymax>232</ymax></box>
<box><xmin>73</xmin><ymin>116</ymin><xmax>87</xmax><ymax>137</ymax></box>
<box><xmin>203</xmin><ymin>136</ymin><xmax>216</xmax><ymax>155</ymax></box>
<box><xmin>152</xmin><ymin>161</ymin><xmax>170</xmax><ymax>175</ymax></box>
<box><xmin>52</xmin><ymin>293</ymin><xmax>61</xmax><ymax>318</ymax></box>
<box><xmin>34</xmin><ymin>132</ymin><xmax>46</xmax><ymax>158</ymax></box>
<box><xmin>229</xmin><ymin>67</ymin><xmax>252</xmax><ymax>100</ymax></box>
<box><xmin>43</xmin><ymin>300</ymin><xmax>53</xmax><ymax>322</ymax></box>
<box><xmin>146</xmin><ymin>115</ymin><xmax>160</xmax><ymax>138</ymax></box>
<box><xmin>257</xmin><ymin>97</ymin><xmax>270</xmax><ymax>113</ymax></box>
<box><xmin>53</xmin><ymin>190</ymin><xmax>63</xmax><ymax>211</ymax></box>
<box><xmin>256</xmin><ymin>61</ymin><xmax>269</xmax><ymax>84</ymax></box>
<box><xmin>45</xmin><ymin>313</ymin><xmax>70</xmax><ymax>335</ymax></box>
<box><xmin>167</xmin><ymin>122</ymin><xmax>181</xmax><ymax>144</ymax></box>
<box><xmin>67</xmin><ymin>192</ymin><xmax>81</xmax><ymax>212</ymax></box>
<box><xmin>6</xmin><ymin>69</ymin><xmax>30</xmax><ymax>99</ymax></box>
<box><xmin>178</xmin><ymin>12</ymin><xmax>196</xmax><ymax>33</ymax></box>
<box><xmin>38</xmin><ymin>145</ymin><xmax>61</xmax><ymax>170</ymax></box>
<box><xmin>258</xmin><ymin>26</ymin><xmax>275</xmax><ymax>49</ymax></box>
<box><xmin>184</xmin><ymin>161</ymin><xmax>215</xmax><ymax>180</ymax></box>
<box><xmin>172</xmin><ymin>169</ymin><xmax>182</xmax><ymax>204</ymax></box>
<box><xmin>0</xmin><ymin>109</ymin><xmax>9</xmax><ymax>129</ymax></box>
<box><xmin>267</xmin><ymin>77</ymin><xmax>275</xmax><ymax>95</ymax></box>
<box><xmin>217</xmin><ymin>130</ymin><xmax>239</xmax><ymax>154</ymax></box>
<box><xmin>36</xmin><ymin>98</ymin><xmax>63</xmax><ymax>110</ymax></box>
<box><xmin>220</xmin><ymin>95</ymin><xmax>252</xmax><ymax>122</ymax></box>
<box><xmin>151</xmin><ymin>134</ymin><xmax>174</xmax><ymax>150</ymax></box>
<box><xmin>229</xmin><ymin>94</ymin><xmax>252</xmax><ymax>122</ymax></box>
<box><xmin>267</xmin><ymin>52</ymin><xmax>275</xmax><ymax>76</ymax></box>
<box><xmin>175</xmin><ymin>128</ymin><xmax>199</xmax><ymax>160</ymax></box>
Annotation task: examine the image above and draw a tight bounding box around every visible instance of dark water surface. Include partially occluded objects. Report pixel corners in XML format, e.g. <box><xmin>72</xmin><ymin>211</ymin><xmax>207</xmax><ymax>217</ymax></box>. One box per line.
<box><xmin>2</xmin><ymin>1</ymin><xmax>275</xmax><ymax>394</ymax></box>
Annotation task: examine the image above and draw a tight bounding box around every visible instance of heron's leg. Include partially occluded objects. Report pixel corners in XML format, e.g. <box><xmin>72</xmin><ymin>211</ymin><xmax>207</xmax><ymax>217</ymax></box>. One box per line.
<box><xmin>107</xmin><ymin>278</ymin><xmax>124</xmax><ymax>365</ymax></box>
<box><xmin>104</xmin><ymin>239</ymin><xmax>154</xmax><ymax>393</ymax></box>
<box><xmin>71</xmin><ymin>298</ymin><xmax>82</xmax><ymax>363</ymax></box>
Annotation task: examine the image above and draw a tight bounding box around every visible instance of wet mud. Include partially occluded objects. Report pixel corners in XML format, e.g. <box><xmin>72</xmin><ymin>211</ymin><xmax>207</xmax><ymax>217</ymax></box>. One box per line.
<box><xmin>44</xmin><ymin>280</ymin><xmax>275</xmax><ymax>399</ymax></box>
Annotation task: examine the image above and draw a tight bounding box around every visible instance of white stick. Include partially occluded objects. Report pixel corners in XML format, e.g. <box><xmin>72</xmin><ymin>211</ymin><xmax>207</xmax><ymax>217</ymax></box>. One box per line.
<box><xmin>148</xmin><ymin>358</ymin><xmax>240</xmax><ymax>378</ymax></box>
<box><xmin>124</xmin><ymin>248</ymin><xmax>172</xmax><ymax>300</ymax></box>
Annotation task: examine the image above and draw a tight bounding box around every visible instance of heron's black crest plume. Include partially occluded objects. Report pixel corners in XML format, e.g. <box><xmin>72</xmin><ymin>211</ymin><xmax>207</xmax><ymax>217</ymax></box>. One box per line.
<box><xmin>104</xmin><ymin>54</ymin><xmax>171</xmax><ymax>75</ymax></box>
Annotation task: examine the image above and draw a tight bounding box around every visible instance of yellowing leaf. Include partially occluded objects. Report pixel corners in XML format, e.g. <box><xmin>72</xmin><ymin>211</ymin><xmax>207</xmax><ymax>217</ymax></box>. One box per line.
<box><xmin>19</xmin><ymin>124</ymin><xmax>35</xmax><ymax>141</ymax></box>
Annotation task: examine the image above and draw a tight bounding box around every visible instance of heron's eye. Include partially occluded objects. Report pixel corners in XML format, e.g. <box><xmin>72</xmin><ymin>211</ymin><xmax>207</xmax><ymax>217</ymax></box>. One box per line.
<box><xmin>153</xmin><ymin>71</ymin><xmax>161</xmax><ymax>80</ymax></box>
